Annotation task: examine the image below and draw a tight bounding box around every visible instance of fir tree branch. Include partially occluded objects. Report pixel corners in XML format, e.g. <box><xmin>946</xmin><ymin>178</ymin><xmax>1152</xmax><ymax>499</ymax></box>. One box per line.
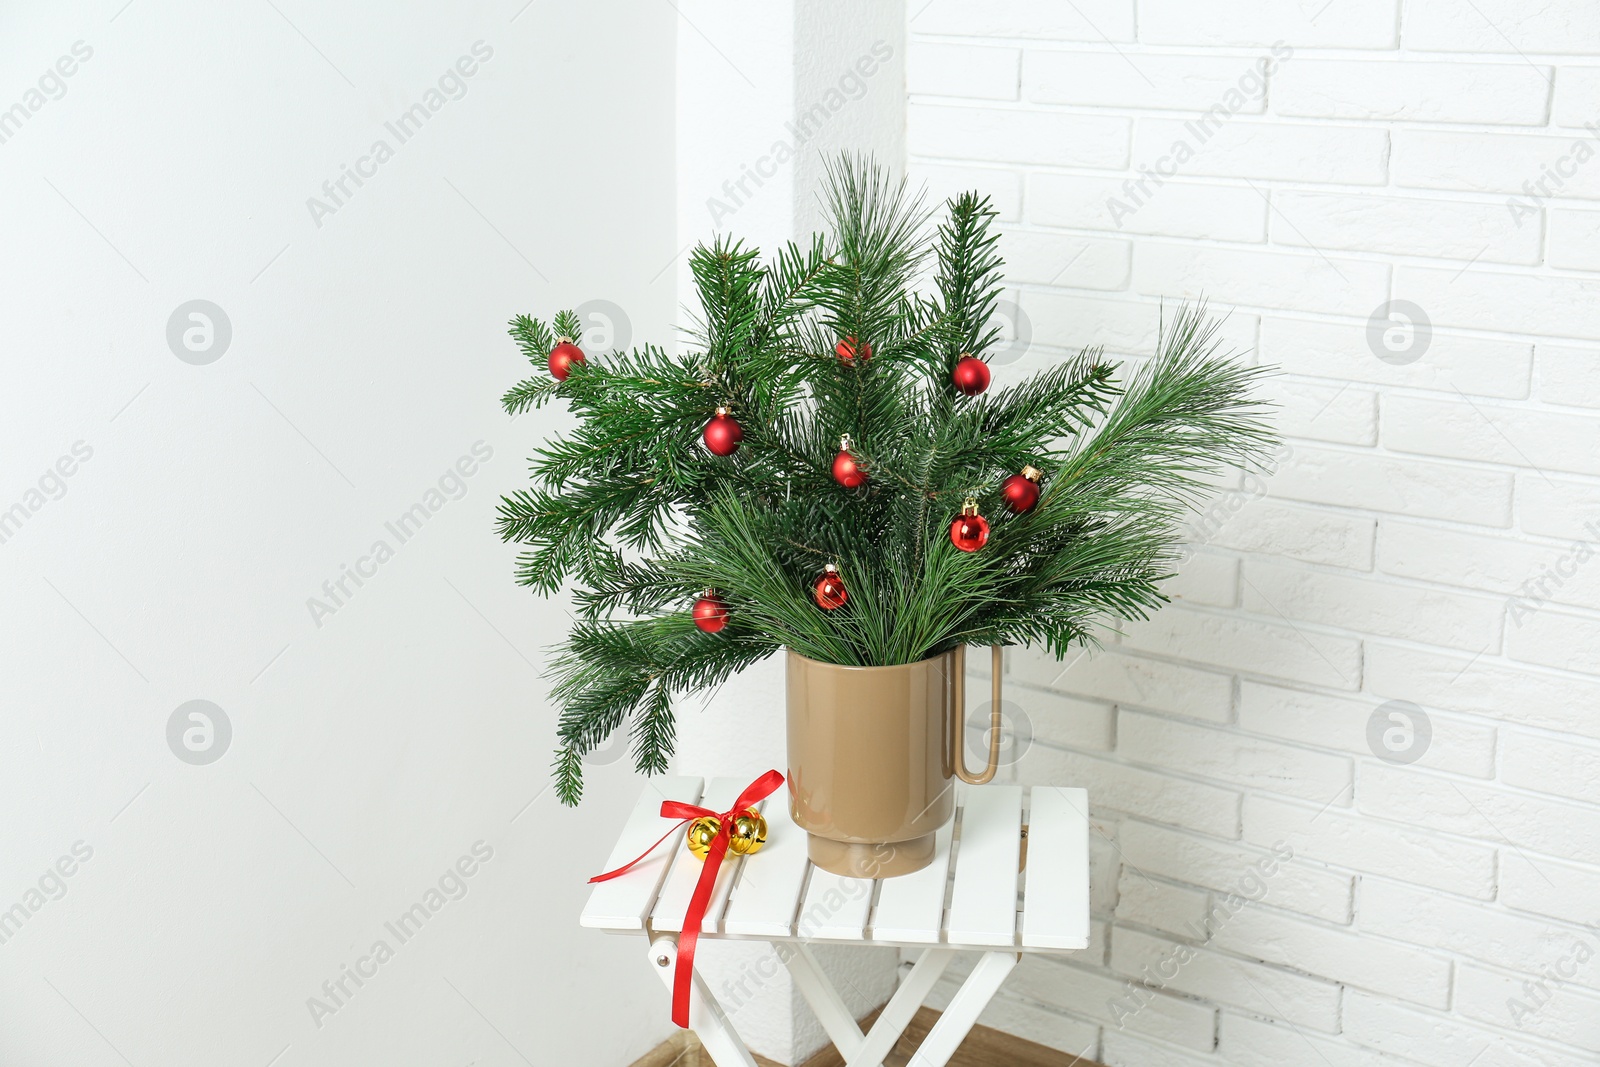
<box><xmin>498</xmin><ymin>156</ymin><xmax>1279</xmax><ymax>803</ymax></box>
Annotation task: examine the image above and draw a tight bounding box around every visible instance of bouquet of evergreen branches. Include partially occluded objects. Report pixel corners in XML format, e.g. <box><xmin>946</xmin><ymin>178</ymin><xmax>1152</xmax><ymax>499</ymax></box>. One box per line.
<box><xmin>498</xmin><ymin>156</ymin><xmax>1276</xmax><ymax>804</ymax></box>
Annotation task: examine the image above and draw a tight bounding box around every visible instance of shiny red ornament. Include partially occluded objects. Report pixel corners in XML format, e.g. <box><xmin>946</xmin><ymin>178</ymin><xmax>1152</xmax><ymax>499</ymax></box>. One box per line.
<box><xmin>548</xmin><ymin>337</ymin><xmax>586</xmax><ymax>381</ymax></box>
<box><xmin>832</xmin><ymin>434</ymin><xmax>867</xmax><ymax>488</ymax></box>
<box><xmin>835</xmin><ymin>336</ymin><xmax>871</xmax><ymax>364</ymax></box>
<box><xmin>1002</xmin><ymin>465</ymin><xmax>1043</xmax><ymax>514</ymax></box>
<box><xmin>703</xmin><ymin>407</ymin><xmax>743</xmax><ymax>456</ymax></box>
<box><xmin>952</xmin><ymin>354</ymin><xmax>991</xmax><ymax>396</ymax></box>
<box><xmin>949</xmin><ymin>499</ymin><xmax>990</xmax><ymax>552</ymax></box>
<box><xmin>814</xmin><ymin>565</ymin><xmax>848</xmax><ymax>610</ymax></box>
<box><xmin>692</xmin><ymin>592</ymin><xmax>729</xmax><ymax>634</ymax></box>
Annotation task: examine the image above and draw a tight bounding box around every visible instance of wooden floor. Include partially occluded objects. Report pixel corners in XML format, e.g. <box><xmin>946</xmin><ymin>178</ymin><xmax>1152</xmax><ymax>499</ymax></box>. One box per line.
<box><xmin>628</xmin><ymin>1006</ymin><xmax>1104</xmax><ymax>1067</ymax></box>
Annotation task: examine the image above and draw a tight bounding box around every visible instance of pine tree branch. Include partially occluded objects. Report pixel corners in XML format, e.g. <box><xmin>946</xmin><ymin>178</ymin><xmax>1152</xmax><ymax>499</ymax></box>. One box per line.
<box><xmin>498</xmin><ymin>156</ymin><xmax>1279</xmax><ymax>803</ymax></box>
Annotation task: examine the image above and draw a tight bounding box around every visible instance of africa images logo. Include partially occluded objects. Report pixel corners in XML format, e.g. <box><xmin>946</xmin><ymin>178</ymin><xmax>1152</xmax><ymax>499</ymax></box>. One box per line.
<box><xmin>704</xmin><ymin>40</ymin><xmax>894</xmax><ymax>225</ymax></box>
<box><xmin>305</xmin><ymin>41</ymin><xmax>494</xmax><ymax>229</ymax></box>
<box><xmin>306</xmin><ymin>442</ymin><xmax>493</xmax><ymax>628</ymax></box>
<box><xmin>1104</xmin><ymin>42</ymin><xmax>1293</xmax><ymax>227</ymax></box>
<box><xmin>0</xmin><ymin>41</ymin><xmax>93</xmax><ymax>148</ymax></box>
<box><xmin>0</xmin><ymin>441</ymin><xmax>94</xmax><ymax>547</ymax></box>
<box><xmin>305</xmin><ymin>841</ymin><xmax>493</xmax><ymax>1028</ymax></box>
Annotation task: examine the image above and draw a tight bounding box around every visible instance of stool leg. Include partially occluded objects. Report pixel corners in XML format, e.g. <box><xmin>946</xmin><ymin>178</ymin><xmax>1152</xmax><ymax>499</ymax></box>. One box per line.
<box><xmin>647</xmin><ymin>937</ymin><xmax>757</xmax><ymax>1067</ymax></box>
<box><xmin>904</xmin><ymin>952</ymin><xmax>1017</xmax><ymax>1067</ymax></box>
<box><xmin>844</xmin><ymin>948</ymin><xmax>956</xmax><ymax>1067</ymax></box>
<box><xmin>781</xmin><ymin>942</ymin><xmax>866</xmax><ymax>1059</ymax></box>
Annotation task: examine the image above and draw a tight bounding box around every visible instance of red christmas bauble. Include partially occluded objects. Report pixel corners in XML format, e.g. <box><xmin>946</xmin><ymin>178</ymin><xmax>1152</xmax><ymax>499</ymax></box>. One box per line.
<box><xmin>703</xmin><ymin>408</ymin><xmax>743</xmax><ymax>456</ymax></box>
<box><xmin>835</xmin><ymin>336</ymin><xmax>872</xmax><ymax>364</ymax></box>
<box><xmin>832</xmin><ymin>447</ymin><xmax>867</xmax><ymax>488</ymax></box>
<box><xmin>814</xmin><ymin>566</ymin><xmax>848</xmax><ymax>610</ymax></box>
<box><xmin>952</xmin><ymin>355</ymin><xmax>991</xmax><ymax>396</ymax></box>
<box><xmin>548</xmin><ymin>339</ymin><xmax>586</xmax><ymax>381</ymax></box>
<box><xmin>949</xmin><ymin>502</ymin><xmax>990</xmax><ymax>552</ymax></box>
<box><xmin>692</xmin><ymin>592</ymin><xmax>729</xmax><ymax>634</ymax></box>
<box><xmin>1002</xmin><ymin>466</ymin><xmax>1042</xmax><ymax>514</ymax></box>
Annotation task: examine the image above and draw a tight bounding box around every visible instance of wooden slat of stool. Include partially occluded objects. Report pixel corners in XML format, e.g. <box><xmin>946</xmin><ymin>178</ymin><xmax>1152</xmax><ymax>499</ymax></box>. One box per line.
<box><xmin>703</xmin><ymin>791</ymin><xmax>773</xmax><ymax>935</ymax></box>
<box><xmin>797</xmin><ymin>869</ymin><xmax>874</xmax><ymax>940</ymax></box>
<box><xmin>945</xmin><ymin>786</ymin><xmax>1024</xmax><ymax>947</ymax></box>
<box><xmin>653</xmin><ymin>777</ymin><xmax>753</xmax><ymax>934</ymax></box>
<box><xmin>1021</xmin><ymin>787</ymin><xmax>1091</xmax><ymax>950</ymax></box>
<box><xmin>581</xmin><ymin>775</ymin><xmax>704</xmax><ymax>931</ymax></box>
<box><xmin>721</xmin><ymin>792</ymin><xmax>811</xmax><ymax>938</ymax></box>
<box><xmin>870</xmin><ymin>819</ymin><xmax>953</xmax><ymax>943</ymax></box>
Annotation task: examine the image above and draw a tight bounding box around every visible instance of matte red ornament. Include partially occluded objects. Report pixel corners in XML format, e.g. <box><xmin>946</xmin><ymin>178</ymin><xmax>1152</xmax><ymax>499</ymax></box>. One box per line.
<box><xmin>949</xmin><ymin>499</ymin><xmax>990</xmax><ymax>552</ymax></box>
<box><xmin>835</xmin><ymin>336</ymin><xmax>871</xmax><ymax>364</ymax></box>
<box><xmin>703</xmin><ymin>407</ymin><xmax>743</xmax><ymax>456</ymax></box>
<box><xmin>952</xmin><ymin>354</ymin><xmax>991</xmax><ymax>396</ymax></box>
<box><xmin>814</xmin><ymin>564</ymin><xmax>848</xmax><ymax>610</ymax></box>
<box><xmin>1002</xmin><ymin>465</ymin><xmax>1043</xmax><ymax>514</ymax></box>
<box><xmin>548</xmin><ymin>337</ymin><xmax>586</xmax><ymax>381</ymax></box>
<box><xmin>692</xmin><ymin>591</ymin><xmax>729</xmax><ymax>634</ymax></box>
<box><xmin>832</xmin><ymin>434</ymin><xmax>867</xmax><ymax>488</ymax></box>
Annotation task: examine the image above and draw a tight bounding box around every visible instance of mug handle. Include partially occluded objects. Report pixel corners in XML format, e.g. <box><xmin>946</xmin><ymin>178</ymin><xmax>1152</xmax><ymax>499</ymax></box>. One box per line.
<box><xmin>949</xmin><ymin>645</ymin><xmax>1004</xmax><ymax>785</ymax></box>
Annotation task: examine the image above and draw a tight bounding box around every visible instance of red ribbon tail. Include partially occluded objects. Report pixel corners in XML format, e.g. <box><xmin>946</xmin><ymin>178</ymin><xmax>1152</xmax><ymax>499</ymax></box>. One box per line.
<box><xmin>588</xmin><ymin>800</ymin><xmax>720</xmax><ymax>884</ymax></box>
<box><xmin>673</xmin><ymin>827</ymin><xmax>729</xmax><ymax>1028</ymax></box>
<box><xmin>588</xmin><ymin>822</ymin><xmax>687</xmax><ymax>884</ymax></box>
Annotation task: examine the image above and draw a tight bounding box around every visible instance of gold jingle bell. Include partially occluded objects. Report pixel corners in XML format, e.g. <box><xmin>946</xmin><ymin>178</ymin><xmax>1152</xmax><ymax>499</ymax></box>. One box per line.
<box><xmin>684</xmin><ymin>812</ymin><xmax>768</xmax><ymax>860</ymax></box>
<box><xmin>729</xmin><ymin>812</ymin><xmax>767</xmax><ymax>856</ymax></box>
<box><xmin>686</xmin><ymin>816</ymin><xmax>721</xmax><ymax>860</ymax></box>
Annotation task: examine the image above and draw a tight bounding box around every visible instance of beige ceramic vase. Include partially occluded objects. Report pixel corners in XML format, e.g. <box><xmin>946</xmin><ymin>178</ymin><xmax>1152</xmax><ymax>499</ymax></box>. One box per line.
<box><xmin>785</xmin><ymin>645</ymin><xmax>1003</xmax><ymax>878</ymax></box>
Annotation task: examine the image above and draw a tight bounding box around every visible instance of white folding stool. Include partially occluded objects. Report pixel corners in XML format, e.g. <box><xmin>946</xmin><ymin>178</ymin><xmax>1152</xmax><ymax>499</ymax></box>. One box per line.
<box><xmin>581</xmin><ymin>776</ymin><xmax>1091</xmax><ymax>1067</ymax></box>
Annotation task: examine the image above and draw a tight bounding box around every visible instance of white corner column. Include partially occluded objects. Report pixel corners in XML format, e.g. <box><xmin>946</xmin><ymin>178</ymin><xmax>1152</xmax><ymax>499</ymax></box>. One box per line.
<box><xmin>673</xmin><ymin>2</ymin><xmax>907</xmax><ymax>1063</ymax></box>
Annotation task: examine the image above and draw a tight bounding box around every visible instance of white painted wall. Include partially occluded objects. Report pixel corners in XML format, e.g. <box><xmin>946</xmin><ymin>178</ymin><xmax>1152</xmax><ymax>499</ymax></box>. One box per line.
<box><xmin>908</xmin><ymin>1</ymin><xmax>1600</xmax><ymax>1064</ymax></box>
<box><xmin>0</xmin><ymin>2</ymin><xmax>679</xmax><ymax>1065</ymax></box>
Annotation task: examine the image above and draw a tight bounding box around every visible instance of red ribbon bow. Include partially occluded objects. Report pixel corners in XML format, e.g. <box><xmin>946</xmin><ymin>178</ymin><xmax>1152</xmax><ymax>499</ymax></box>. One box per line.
<box><xmin>590</xmin><ymin>769</ymin><xmax>786</xmax><ymax>1028</ymax></box>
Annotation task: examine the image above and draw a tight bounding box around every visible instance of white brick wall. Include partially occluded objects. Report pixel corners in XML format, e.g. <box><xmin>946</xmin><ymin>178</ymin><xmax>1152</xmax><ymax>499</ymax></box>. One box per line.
<box><xmin>907</xmin><ymin>2</ymin><xmax>1600</xmax><ymax>1062</ymax></box>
